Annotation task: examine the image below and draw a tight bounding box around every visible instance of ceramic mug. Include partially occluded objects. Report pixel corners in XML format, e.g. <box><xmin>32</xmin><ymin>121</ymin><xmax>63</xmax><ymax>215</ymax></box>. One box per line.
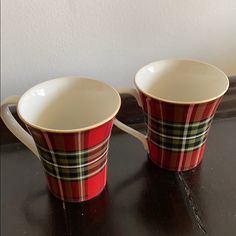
<box><xmin>1</xmin><ymin>77</ymin><xmax>121</xmax><ymax>202</ymax></box>
<box><xmin>114</xmin><ymin>59</ymin><xmax>229</xmax><ymax>171</ymax></box>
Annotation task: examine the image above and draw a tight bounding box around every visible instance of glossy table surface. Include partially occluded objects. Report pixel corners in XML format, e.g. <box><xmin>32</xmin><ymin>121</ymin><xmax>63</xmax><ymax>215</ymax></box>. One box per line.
<box><xmin>1</xmin><ymin>115</ymin><xmax>236</xmax><ymax>236</ymax></box>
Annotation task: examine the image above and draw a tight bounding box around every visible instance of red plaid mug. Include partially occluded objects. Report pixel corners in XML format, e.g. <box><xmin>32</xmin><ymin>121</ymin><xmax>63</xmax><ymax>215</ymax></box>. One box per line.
<box><xmin>115</xmin><ymin>59</ymin><xmax>229</xmax><ymax>171</ymax></box>
<box><xmin>1</xmin><ymin>77</ymin><xmax>121</xmax><ymax>202</ymax></box>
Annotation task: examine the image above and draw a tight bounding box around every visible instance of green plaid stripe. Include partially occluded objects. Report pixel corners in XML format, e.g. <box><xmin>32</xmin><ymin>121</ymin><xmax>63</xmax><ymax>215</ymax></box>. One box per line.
<box><xmin>148</xmin><ymin>130</ymin><xmax>208</xmax><ymax>152</ymax></box>
<box><xmin>42</xmin><ymin>152</ymin><xmax>107</xmax><ymax>181</ymax></box>
<box><xmin>146</xmin><ymin>114</ymin><xmax>213</xmax><ymax>152</ymax></box>
<box><xmin>44</xmin><ymin>160</ymin><xmax>107</xmax><ymax>181</ymax></box>
<box><xmin>40</xmin><ymin>148</ymin><xmax>108</xmax><ymax>168</ymax></box>
<box><xmin>145</xmin><ymin>113</ymin><xmax>213</xmax><ymax>137</ymax></box>
<box><xmin>36</xmin><ymin>136</ymin><xmax>109</xmax><ymax>166</ymax></box>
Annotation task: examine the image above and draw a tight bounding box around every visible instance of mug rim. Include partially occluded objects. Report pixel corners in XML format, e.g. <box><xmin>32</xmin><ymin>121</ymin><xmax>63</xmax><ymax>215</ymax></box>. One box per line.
<box><xmin>17</xmin><ymin>77</ymin><xmax>121</xmax><ymax>133</ymax></box>
<box><xmin>134</xmin><ymin>59</ymin><xmax>229</xmax><ymax>104</ymax></box>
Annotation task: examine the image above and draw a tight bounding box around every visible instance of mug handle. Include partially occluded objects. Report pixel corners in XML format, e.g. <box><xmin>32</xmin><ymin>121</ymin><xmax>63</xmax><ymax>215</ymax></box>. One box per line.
<box><xmin>114</xmin><ymin>88</ymin><xmax>149</xmax><ymax>152</ymax></box>
<box><xmin>1</xmin><ymin>96</ymin><xmax>40</xmax><ymax>159</ymax></box>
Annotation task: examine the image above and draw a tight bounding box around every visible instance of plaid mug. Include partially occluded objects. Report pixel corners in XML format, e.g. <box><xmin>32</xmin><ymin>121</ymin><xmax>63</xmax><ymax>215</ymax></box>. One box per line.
<box><xmin>115</xmin><ymin>59</ymin><xmax>229</xmax><ymax>171</ymax></box>
<box><xmin>1</xmin><ymin>77</ymin><xmax>121</xmax><ymax>202</ymax></box>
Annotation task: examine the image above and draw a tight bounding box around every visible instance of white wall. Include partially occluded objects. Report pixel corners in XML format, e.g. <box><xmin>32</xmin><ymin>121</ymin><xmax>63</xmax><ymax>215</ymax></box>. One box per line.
<box><xmin>1</xmin><ymin>0</ymin><xmax>236</xmax><ymax>99</ymax></box>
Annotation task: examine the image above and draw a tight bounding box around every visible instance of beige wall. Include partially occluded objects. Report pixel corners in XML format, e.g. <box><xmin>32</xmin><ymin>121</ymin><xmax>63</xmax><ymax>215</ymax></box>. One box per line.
<box><xmin>1</xmin><ymin>0</ymin><xmax>236</xmax><ymax>98</ymax></box>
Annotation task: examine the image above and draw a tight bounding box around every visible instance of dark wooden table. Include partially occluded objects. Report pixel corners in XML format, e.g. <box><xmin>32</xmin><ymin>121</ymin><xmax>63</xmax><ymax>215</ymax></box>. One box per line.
<box><xmin>1</xmin><ymin>118</ymin><xmax>236</xmax><ymax>236</ymax></box>
<box><xmin>1</xmin><ymin>77</ymin><xmax>236</xmax><ymax>236</ymax></box>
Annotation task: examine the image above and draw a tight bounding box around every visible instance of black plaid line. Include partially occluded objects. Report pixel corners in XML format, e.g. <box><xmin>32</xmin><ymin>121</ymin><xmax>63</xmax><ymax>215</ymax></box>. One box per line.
<box><xmin>148</xmin><ymin>131</ymin><xmax>208</xmax><ymax>152</ymax></box>
<box><xmin>42</xmin><ymin>153</ymin><xmax>107</xmax><ymax>180</ymax></box>
<box><xmin>145</xmin><ymin>114</ymin><xmax>213</xmax><ymax>137</ymax></box>
<box><xmin>144</xmin><ymin>113</ymin><xmax>213</xmax><ymax>125</ymax></box>
<box><xmin>37</xmin><ymin>139</ymin><xmax>109</xmax><ymax>166</ymax></box>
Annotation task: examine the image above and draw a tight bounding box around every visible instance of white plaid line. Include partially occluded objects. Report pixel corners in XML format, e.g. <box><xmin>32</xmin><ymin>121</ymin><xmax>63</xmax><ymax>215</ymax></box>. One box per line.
<box><xmin>44</xmin><ymin>159</ymin><xmax>108</xmax><ymax>181</ymax></box>
<box><xmin>158</xmin><ymin>101</ymin><xmax>165</xmax><ymax>167</ymax></box>
<box><xmin>147</xmin><ymin>124</ymin><xmax>210</xmax><ymax>140</ymax></box>
<box><xmin>40</xmin><ymin>148</ymin><xmax>109</xmax><ymax>169</ymax></box>
<box><xmin>42</xmin><ymin>132</ymin><xmax>65</xmax><ymax>202</ymax></box>
<box><xmin>146</xmin><ymin>113</ymin><xmax>214</xmax><ymax>127</ymax></box>
<box><xmin>178</xmin><ymin>105</ymin><xmax>194</xmax><ymax>170</ymax></box>
<box><xmin>149</xmin><ymin>136</ymin><xmax>207</xmax><ymax>152</ymax></box>
<box><xmin>38</xmin><ymin>142</ymin><xmax>109</xmax><ymax>165</ymax></box>
<box><xmin>36</xmin><ymin>135</ymin><xmax>110</xmax><ymax>155</ymax></box>
<box><xmin>77</xmin><ymin>132</ymin><xmax>84</xmax><ymax>201</ymax></box>
<box><xmin>194</xmin><ymin>99</ymin><xmax>221</xmax><ymax>167</ymax></box>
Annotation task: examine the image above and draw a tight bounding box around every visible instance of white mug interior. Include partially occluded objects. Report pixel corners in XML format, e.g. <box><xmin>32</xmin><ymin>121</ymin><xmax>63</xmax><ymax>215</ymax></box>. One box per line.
<box><xmin>17</xmin><ymin>77</ymin><xmax>121</xmax><ymax>132</ymax></box>
<box><xmin>135</xmin><ymin>59</ymin><xmax>229</xmax><ymax>104</ymax></box>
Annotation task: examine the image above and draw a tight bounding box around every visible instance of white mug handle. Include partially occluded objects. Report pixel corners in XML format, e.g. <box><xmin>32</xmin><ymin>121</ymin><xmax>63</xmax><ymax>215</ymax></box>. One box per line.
<box><xmin>114</xmin><ymin>88</ymin><xmax>149</xmax><ymax>152</ymax></box>
<box><xmin>1</xmin><ymin>96</ymin><xmax>40</xmax><ymax>159</ymax></box>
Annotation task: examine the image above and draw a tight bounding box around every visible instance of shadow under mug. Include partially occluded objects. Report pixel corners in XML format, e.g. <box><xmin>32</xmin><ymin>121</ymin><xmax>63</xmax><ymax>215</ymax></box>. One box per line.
<box><xmin>115</xmin><ymin>59</ymin><xmax>229</xmax><ymax>171</ymax></box>
<box><xmin>1</xmin><ymin>77</ymin><xmax>121</xmax><ymax>202</ymax></box>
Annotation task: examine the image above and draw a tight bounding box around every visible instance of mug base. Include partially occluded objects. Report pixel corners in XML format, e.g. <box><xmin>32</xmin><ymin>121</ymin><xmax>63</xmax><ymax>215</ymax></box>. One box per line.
<box><xmin>147</xmin><ymin>154</ymin><xmax>203</xmax><ymax>172</ymax></box>
<box><xmin>47</xmin><ymin>183</ymin><xmax>106</xmax><ymax>203</ymax></box>
<box><xmin>147</xmin><ymin>142</ymin><xmax>205</xmax><ymax>171</ymax></box>
<box><xmin>45</xmin><ymin>165</ymin><xmax>108</xmax><ymax>203</ymax></box>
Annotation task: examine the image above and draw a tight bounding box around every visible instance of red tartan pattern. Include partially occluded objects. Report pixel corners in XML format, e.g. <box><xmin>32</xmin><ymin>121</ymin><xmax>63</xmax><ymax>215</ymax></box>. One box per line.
<box><xmin>139</xmin><ymin>92</ymin><xmax>222</xmax><ymax>171</ymax></box>
<box><xmin>148</xmin><ymin>141</ymin><xmax>206</xmax><ymax>171</ymax></box>
<box><xmin>46</xmin><ymin>165</ymin><xmax>107</xmax><ymax>202</ymax></box>
<box><xmin>28</xmin><ymin>121</ymin><xmax>113</xmax><ymax>152</ymax></box>
<box><xmin>139</xmin><ymin>93</ymin><xmax>222</xmax><ymax>122</ymax></box>
<box><xmin>36</xmin><ymin>136</ymin><xmax>109</xmax><ymax>166</ymax></box>
<box><xmin>41</xmin><ymin>151</ymin><xmax>108</xmax><ymax>180</ymax></box>
<box><xmin>27</xmin><ymin>119</ymin><xmax>113</xmax><ymax>202</ymax></box>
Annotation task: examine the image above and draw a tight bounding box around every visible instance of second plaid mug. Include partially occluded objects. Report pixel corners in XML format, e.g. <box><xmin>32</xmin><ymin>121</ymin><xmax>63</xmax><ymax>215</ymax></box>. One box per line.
<box><xmin>115</xmin><ymin>59</ymin><xmax>229</xmax><ymax>171</ymax></box>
